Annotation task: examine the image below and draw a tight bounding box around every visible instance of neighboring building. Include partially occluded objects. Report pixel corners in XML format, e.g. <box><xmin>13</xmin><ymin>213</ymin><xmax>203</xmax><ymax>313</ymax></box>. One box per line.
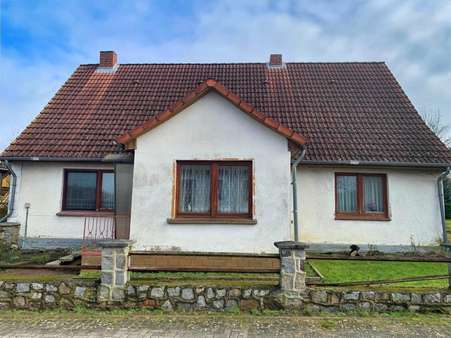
<box><xmin>1</xmin><ymin>51</ymin><xmax>450</xmax><ymax>252</ymax></box>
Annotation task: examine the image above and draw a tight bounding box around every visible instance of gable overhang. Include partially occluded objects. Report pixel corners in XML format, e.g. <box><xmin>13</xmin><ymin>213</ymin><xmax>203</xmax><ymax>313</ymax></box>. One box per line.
<box><xmin>116</xmin><ymin>79</ymin><xmax>307</xmax><ymax>148</ymax></box>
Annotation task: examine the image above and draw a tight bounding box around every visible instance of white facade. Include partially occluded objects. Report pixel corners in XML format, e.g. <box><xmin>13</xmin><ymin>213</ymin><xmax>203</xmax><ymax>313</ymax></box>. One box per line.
<box><xmin>129</xmin><ymin>91</ymin><xmax>292</xmax><ymax>253</ymax></box>
<box><xmin>8</xmin><ymin>161</ymin><xmax>113</xmax><ymax>238</ymax></box>
<box><xmin>297</xmin><ymin>166</ymin><xmax>443</xmax><ymax>246</ymax></box>
<box><xmin>5</xmin><ymin>93</ymin><xmax>444</xmax><ymax>251</ymax></box>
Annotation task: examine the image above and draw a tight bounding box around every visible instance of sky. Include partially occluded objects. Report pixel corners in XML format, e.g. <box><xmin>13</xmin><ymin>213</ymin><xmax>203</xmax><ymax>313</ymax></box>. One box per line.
<box><xmin>0</xmin><ymin>0</ymin><xmax>450</xmax><ymax>150</ymax></box>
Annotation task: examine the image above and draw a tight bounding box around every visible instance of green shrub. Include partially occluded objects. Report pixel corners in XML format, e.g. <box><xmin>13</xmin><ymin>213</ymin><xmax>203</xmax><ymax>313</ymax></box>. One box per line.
<box><xmin>445</xmin><ymin>203</ymin><xmax>451</xmax><ymax>220</ymax></box>
<box><xmin>0</xmin><ymin>203</ymin><xmax>6</xmax><ymax>219</ymax></box>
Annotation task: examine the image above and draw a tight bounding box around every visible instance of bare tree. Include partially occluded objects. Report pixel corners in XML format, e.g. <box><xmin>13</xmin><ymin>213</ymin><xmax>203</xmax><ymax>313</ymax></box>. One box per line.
<box><xmin>421</xmin><ymin>109</ymin><xmax>451</xmax><ymax>147</ymax></box>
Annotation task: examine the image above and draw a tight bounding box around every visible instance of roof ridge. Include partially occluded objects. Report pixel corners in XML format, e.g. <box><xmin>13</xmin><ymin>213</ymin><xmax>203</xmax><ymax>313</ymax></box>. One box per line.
<box><xmin>79</xmin><ymin>61</ymin><xmax>387</xmax><ymax>66</ymax></box>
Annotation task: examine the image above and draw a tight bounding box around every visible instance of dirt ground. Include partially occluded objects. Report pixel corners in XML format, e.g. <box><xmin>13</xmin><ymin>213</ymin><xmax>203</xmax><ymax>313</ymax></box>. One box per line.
<box><xmin>0</xmin><ymin>312</ymin><xmax>449</xmax><ymax>337</ymax></box>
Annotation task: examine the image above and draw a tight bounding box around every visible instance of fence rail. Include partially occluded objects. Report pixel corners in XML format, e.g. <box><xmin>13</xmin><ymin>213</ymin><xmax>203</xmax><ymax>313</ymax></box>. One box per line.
<box><xmin>307</xmin><ymin>254</ymin><xmax>451</xmax><ymax>263</ymax></box>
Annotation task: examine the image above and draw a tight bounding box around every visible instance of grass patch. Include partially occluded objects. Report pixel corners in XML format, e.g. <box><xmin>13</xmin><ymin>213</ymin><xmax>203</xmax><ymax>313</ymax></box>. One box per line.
<box><xmin>130</xmin><ymin>272</ymin><xmax>279</xmax><ymax>287</ymax></box>
<box><xmin>0</xmin><ymin>247</ymin><xmax>68</xmax><ymax>265</ymax></box>
<box><xmin>309</xmin><ymin>260</ymin><xmax>449</xmax><ymax>288</ymax></box>
<box><xmin>0</xmin><ymin>272</ymin><xmax>76</xmax><ymax>282</ymax></box>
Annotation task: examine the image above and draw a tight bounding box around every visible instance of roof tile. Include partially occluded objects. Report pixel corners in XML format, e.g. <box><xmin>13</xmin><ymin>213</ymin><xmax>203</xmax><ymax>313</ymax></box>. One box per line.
<box><xmin>1</xmin><ymin>62</ymin><xmax>450</xmax><ymax>166</ymax></box>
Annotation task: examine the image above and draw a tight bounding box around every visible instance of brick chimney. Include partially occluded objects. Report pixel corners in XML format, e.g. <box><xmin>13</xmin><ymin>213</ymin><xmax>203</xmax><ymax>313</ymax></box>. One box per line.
<box><xmin>269</xmin><ymin>54</ymin><xmax>283</xmax><ymax>67</ymax></box>
<box><xmin>99</xmin><ymin>51</ymin><xmax>117</xmax><ymax>68</ymax></box>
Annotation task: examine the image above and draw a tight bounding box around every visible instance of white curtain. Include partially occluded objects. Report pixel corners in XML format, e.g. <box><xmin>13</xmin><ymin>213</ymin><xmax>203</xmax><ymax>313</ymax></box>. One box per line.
<box><xmin>218</xmin><ymin>166</ymin><xmax>249</xmax><ymax>213</ymax></box>
<box><xmin>337</xmin><ymin>175</ymin><xmax>357</xmax><ymax>212</ymax></box>
<box><xmin>179</xmin><ymin>165</ymin><xmax>211</xmax><ymax>213</ymax></box>
<box><xmin>363</xmin><ymin>176</ymin><xmax>383</xmax><ymax>212</ymax></box>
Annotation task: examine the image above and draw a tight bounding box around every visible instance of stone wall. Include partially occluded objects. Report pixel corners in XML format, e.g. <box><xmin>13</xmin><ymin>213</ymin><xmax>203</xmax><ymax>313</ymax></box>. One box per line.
<box><xmin>0</xmin><ymin>280</ymin><xmax>450</xmax><ymax>313</ymax></box>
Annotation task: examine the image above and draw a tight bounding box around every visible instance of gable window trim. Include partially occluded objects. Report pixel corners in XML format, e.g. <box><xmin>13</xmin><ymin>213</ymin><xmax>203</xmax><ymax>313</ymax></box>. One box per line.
<box><xmin>334</xmin><ymin>172</ymin><xmax>390</xmax><ymax>221</ymax></box>
<box><xmin>174</xmin><ymin>160</ymin><xmax>253</xmax><ymax>221</ymax></box>
<box><xmin>61</xmin><ymin>169</ymin><xmax>115</xmax><ymax>213</ymax></box>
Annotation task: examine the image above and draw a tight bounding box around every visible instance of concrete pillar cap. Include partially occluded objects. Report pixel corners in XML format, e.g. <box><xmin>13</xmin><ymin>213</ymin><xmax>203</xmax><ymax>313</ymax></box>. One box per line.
<box><xmin>274</xmin><ymin>241</ymin><xmax>309</xmax><ymax>250</ymax></box>
<box><xmin>98</xmin><ymin>239</ymin><xmax>135</xmax><ymax>248</ymax></box>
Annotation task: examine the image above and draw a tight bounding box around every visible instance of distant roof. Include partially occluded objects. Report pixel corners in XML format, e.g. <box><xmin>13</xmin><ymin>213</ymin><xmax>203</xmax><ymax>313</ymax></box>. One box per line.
<box><xmin>2</xmin><ymin>60</ymin><xmax>450</xmax><ymax>167</ymax></box>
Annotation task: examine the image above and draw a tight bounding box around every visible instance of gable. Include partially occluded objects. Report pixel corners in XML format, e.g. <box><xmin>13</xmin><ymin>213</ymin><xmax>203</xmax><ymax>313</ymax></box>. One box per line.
<box><xmin>116</xmin><ymin>79</ymin><xmax>306</xmax><ymax>149</ymax></box>
<box><xmin>135</xmin><ymin>91</ymin><xmax>291</xmax><ymax>155</ymax></box>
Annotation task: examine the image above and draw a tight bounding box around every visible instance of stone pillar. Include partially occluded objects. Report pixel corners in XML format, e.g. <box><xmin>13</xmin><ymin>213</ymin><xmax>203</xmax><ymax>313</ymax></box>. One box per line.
<box><xmin>98</xmin><ymin>240</ymin><xmax>134</xmax><ymax>303</ymax></box>
<box><xmin>274</xmin><ymin>241</ymin><xmax>309</xmax><ymax>307</ymax></box>
<box><xmin>0</xmin><ymin>222</ymin><xmax>20</xmax><ymax>248</ymax></box>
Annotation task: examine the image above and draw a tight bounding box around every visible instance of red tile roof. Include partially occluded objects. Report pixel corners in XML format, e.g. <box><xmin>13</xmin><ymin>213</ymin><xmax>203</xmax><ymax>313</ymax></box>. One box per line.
<box><xmin>117</xmin><ymin>79</ymin><xmax>306</xmax><ymax>146</ymax></box>
<box><xmin>2</xmin><ymin>62</ymin><xmax>450</xmax><ymax>166</ymax></box>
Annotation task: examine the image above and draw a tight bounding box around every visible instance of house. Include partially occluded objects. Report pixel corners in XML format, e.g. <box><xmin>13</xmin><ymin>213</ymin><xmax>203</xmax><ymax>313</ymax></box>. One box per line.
<box><xmin>1</xmin><ymin>51</ymin><xmax>450</xmax><ymax>253</ymax></box>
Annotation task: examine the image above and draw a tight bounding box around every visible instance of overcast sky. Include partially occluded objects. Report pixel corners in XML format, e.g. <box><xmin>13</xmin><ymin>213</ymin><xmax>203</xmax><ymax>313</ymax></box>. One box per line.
<box><xmin>1</xmin><ymin>0</ymin><xmax>450</xmax><ymax>150</ymax></box>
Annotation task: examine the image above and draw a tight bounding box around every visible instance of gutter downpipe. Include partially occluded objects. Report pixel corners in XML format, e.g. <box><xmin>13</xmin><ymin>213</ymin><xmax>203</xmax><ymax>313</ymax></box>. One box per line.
<box><xmin>0</xmin><ymin>160</ymin><xmax>17</xmax><ymax>223</ymax></box>
<box><xmin>292</xmin><ymin>146</ymin><xmax>306</xmax><ymax>242</ymax></box>
<box><xmin>437</xmin><ymin>166</ymin><xmax>451</xmax><ymax>288</ymax></box>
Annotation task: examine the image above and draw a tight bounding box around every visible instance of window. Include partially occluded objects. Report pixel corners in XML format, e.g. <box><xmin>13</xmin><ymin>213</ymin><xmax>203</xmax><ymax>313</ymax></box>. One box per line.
<box><xmin>176</xmin><ymin>161</ymin><xmax>252</xmax><ymax>219</ymax></box>
<box><xmin>335</xmin><ymin>173</ymin><xmax>388</xmax><ymax>220</ymax></box>
<box><xmin>63</xmin><ymin>170</ymin><xmax>115</xmax><ymax>211</ymax></box>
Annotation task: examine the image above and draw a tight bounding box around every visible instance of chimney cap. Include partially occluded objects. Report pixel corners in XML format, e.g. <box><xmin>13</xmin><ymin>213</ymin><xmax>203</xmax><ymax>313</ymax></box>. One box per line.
<box><xmin>269</xmin><ymin>54</ymin><xmax>283</xmax><ymax>67</ymax></box>
<box><xmin>98</xmin><ymin>51</ymin><xmax>118</xmax><ymax>72</ymax></box>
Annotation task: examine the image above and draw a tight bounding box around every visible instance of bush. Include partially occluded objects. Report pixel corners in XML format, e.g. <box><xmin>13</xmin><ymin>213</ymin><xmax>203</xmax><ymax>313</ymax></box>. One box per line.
<box><xmin>0</xmin><ymin>203</ymin><xmax>7</xmax><ymax>219</ymax></box>
<box><xmin>446</xmin><ymin>203</ymin><xmax>451</xmax><ymax>220</ymax></box>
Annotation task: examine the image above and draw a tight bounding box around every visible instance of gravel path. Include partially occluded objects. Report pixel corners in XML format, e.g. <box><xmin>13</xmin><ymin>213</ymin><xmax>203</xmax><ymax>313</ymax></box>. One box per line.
<box><xmin>0</xmin><ymin>313</ymin><xmax>449</xmax><ymax>337</ymax></box>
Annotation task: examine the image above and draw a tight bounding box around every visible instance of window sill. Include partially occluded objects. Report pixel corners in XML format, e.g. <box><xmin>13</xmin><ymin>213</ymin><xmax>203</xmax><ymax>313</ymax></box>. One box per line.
<box><xmin>167</xmin><ymin>218</ymin><xmax>257</xmax><ymax>225</ymax></box>
<box><xmin>335</xmin><ymin>214</ymin><xmax>391</xmax><ymax>221</ymax></box>
<box><xmin>56</xmin><ymin>211</ymin><xmax>114</xmax><ymax>217</ymax></box>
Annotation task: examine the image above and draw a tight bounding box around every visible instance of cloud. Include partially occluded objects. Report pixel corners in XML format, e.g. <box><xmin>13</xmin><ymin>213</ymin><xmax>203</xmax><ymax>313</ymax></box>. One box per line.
<box><xmin>1</xmin><ymin>0</ymin><xmax>450</xmax><ymax>150</ymax></box>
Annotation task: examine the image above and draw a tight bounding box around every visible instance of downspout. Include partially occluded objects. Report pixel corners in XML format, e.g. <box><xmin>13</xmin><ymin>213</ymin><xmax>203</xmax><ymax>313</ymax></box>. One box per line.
<box><xmin>437</xmin><ymin>166</ymin><xmax>451</xmax><ymax>289</ymax></box>
<box><xmin>292</xmin><ymin>145</ymin><xmax>306</xmax><ymax>242</ymax></box>
<box><xmin>437</xmin><ymin>166</ymin><xmax>450</xmax><ymax>244</ymax></box>
<box><xmin>0</xmin><ymin>160</ymin><xmax>17</xmax><ymax>223</ymax></box>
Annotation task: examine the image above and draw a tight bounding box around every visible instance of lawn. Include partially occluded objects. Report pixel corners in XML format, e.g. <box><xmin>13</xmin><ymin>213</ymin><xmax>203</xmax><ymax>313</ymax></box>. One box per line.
<box><xmin>309</xmin><ymin>260</ymin><xmax>449</xmax><ymax>288</ymax></box>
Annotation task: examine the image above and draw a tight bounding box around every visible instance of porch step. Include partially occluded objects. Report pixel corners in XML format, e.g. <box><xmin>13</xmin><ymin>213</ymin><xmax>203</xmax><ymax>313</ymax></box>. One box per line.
<box><xmin>46</xmin><ymin>251</ymin><xmax>81</xmax><ymax>266</ymax></box>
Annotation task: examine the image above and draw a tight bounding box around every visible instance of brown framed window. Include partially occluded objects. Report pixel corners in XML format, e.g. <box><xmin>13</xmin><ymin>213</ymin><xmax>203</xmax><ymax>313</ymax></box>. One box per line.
<box><xmin>176</xmin><ymin>161</ymin><xmax>252</xmax><ymax>219</ymax></box>
<box><xmin>63</xmin><ymin>170</ymin><xmax>115</xmax><ymax>211</ymax></box>
<box><xmin>335</xmin><ymin>173</ymin><xmax>389</xmax><ymax>221</ymax></box>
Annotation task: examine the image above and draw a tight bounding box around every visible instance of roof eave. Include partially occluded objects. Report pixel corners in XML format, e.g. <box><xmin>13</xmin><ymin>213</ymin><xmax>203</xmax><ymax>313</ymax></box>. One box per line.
<box><xmin>300</xmin><ymin>159</ymin><xmax>451</xmax><ymax>169</ymax></box>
